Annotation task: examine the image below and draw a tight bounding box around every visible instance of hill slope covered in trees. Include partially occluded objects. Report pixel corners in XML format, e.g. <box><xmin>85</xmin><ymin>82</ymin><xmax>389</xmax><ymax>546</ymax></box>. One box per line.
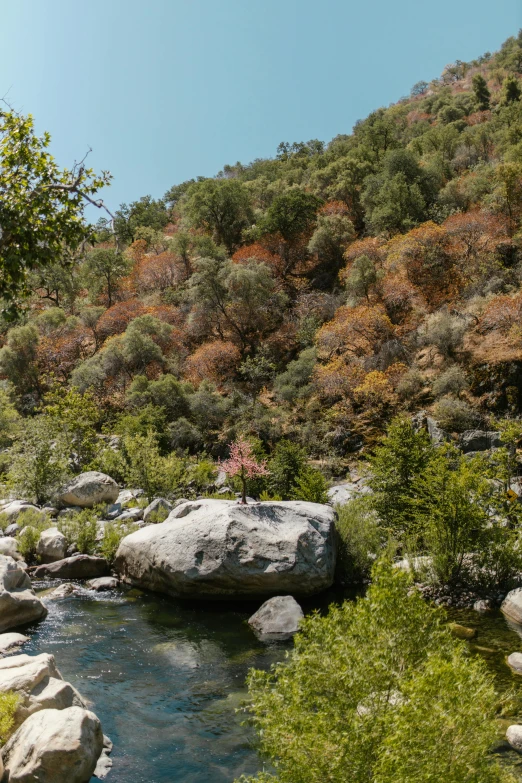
<box><xmin>3</xmin><ymin>32</ymin><xmax>522</xmax><ymax>482</ymax></box>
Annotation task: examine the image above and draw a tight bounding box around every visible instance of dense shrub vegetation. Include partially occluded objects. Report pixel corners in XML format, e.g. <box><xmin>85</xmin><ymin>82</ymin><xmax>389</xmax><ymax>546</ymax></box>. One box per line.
<box><xmin>3</xmin><ymin>33</ymin><xmax>522</xmax><ymax>484</ymax></box>
<box><xmin>236</xmin><ymin>562</ymin><xmax>515</xmax><ymax>783</ymax></box>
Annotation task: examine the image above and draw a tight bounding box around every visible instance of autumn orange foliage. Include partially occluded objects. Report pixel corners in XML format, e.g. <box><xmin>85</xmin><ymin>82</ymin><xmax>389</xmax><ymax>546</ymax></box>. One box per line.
<box><xmin>183</xmin><ymin>340</ymin><xmax>241</xmax><ymax>387</ymax></box>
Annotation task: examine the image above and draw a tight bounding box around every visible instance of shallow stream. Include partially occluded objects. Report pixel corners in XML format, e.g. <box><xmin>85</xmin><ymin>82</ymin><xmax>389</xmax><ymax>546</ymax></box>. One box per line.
<box><xmin>18</xmin><ymin>584</ymin><xmax>522</xmax><ymax>782</ymax></box>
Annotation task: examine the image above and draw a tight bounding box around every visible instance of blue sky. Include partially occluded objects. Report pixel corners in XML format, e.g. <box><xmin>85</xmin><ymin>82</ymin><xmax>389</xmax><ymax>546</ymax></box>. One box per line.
<box><xmin>1</xmin><ymin>0</ymin><xmax>520</xmax><ymax>212</ymax></box>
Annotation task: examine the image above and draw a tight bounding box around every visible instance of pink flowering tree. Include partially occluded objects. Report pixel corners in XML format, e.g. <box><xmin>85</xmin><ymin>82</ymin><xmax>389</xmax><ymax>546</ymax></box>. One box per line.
<box><xmin>220</xmin><ymin>438</ymin><xmax>270</xmax><ymax>504</ymax></box>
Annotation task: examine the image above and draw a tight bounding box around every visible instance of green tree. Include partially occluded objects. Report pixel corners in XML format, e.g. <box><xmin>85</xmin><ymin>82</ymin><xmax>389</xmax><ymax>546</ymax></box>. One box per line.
<box><xmin>344</xmin><ymin>255</ymin><xmax>379</xmax><ymax>301</ymax></box>
<box><xmin>368</xmin><ymin>417</ymin><xmax>434</xmax><ymax>539</ymax></box>
<box><xmin>126</xmin><ymin>374</ymin><xmax>190</xmax><ymax>422</ymax></box>
<box><xmin>307</xmin><ymin>212</ymin><xmax>355</xmax><ymax>283</ymax></box>
<box><xmin>0</xmin><ymin>384</ymin><xmax>21</xmax><ymax>449</ymax></box>
<box><xmin>184</xmin><ymin>179</ymin><xmax>253</xmax><ymax>253</ymax></box>
<box><xmin>237</xmin><ymin>561</ymin><xmax>513</xmax><ymax>783</ymax></box>
<box><xmin>7</xmin><ymin>416</ymin><xmax>70</xmax><ymax>504</ymax></box>
<box><xmin>500</xmin><ymin>75</ymin><xmax>522</xmax><ymax>106</ymax></box>
<box><xmin>472</xmin><ymin>74</ymin><xmax>491</xmax><ymax>111</ymax></box>
<box><xmin>189</xmin><ymin>257</ymin><xmax>285</xmax><ymax>351</ymax></box>
<box><xmin>114</xmin><ymin>195</ymin><xmax>169</xmax><ymax>245</ymax></box>
<box><xmin>414</xmin><ymin>447</ymin><xmax>489</xmax><ymax>584</ymax></box>
<box><xmin>0</xmin><ymin>110</ymin><xmax>110</xmax><ymax>312</ymax></box>
<box><xmin>362</xmin><ymin>149</ymin><xmax>433</xmax><ymax>234</ymax></box>
<box><xmin>260</xmin><ymin>190</ymin><xmax>321</xmax><ymax>243</ymax></box>
<box><xmin>42</xmin><ymin>385</ymin><xmax>100</xmax><ymax>472</ymax></box>
<box><xmin>81</xmin><ymin>248</ymin><xmax>130</xmax><ymax>307</ymax></box>
<box><xmin>0</xmin><ymin>324</ymin><xmax>40</xmax><ymax>398</ymax></box>
<box><xmin>268</xmin><ymin>441</ymin><xmax>308</xmax><ymax>500</ymax></box>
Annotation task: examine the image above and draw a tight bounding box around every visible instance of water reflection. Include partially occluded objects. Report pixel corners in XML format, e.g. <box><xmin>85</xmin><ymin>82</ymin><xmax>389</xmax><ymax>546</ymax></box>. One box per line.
<box><xmin>23</xmin><ymin>584</ymin><xmax>286</xmax><ymax>783</ymax></box>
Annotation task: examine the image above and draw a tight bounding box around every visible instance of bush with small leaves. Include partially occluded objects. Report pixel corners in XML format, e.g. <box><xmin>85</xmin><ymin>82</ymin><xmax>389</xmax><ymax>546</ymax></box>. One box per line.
<box><xmin>432</xmin><ymin>365</ymin><xmax>469</xmax><ymax>398</ymax></box>
<box><xmin>336</xmin><ymin>496</ymin><xmax>383</xmax><ymax>583</ymax></box>
<box><xmin>99</xmin><ymin>521</ymin><xmax>138</xmax><ymax>565</ymax></box>
<box><xmin>396</xmin><ymin>368</ymin><xmax>425</xmax><ymax>400</ymax></box>
<box><xmin>0</xmin><ymin>691</ymin><xmax>19</xmax><ymax>744</ymax></box>
<box><xmin>16</xmin><ymin>510</ymin><xmax>51</xmax><ymax>563</ymax></box>
<box><xmin>433</xmin><ymin>395</ymin><xmax>478</xmax><ymax>433</ymax></box>
<box><xmin>58</xmin><ymin>508</ymin><xmax>98</xmax><ymax>555</ymax></box>
<box><xmin>420</xmin><ymin>312</ymin><xmax>467</xmax><ymax>357</ymax></box>
<box><xmin>291</xmin><ymin>467</ymin><xmax>329</xmax><ymax>504</ymax></box>
<box><xmin>236</xmin><ymin>560</ymin><xmax>514</xmax><ymax>783</ymax></box>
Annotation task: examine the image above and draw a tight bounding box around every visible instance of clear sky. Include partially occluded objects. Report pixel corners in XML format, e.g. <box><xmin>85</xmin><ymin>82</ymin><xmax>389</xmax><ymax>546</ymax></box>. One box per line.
<box><xmin>1</xmin><ymin>0</ymin><xmax>521</xmax><ymax>212</ymax></box>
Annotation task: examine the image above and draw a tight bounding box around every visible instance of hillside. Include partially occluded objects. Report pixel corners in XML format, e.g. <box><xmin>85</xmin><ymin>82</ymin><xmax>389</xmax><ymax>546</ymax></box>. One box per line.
<box><xmin>3</xmin><ymin>32</ymin><xmax>522</xmax><ymax>479</ymax></box>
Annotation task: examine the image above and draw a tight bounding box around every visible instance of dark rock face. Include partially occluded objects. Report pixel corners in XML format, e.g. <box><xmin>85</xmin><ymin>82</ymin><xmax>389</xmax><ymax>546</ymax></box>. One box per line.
<box><xmin>33</xmin><ymin>555</ymin><xmax>109</xmax><ymax>580</ymax></box>
<box><xmin>458</xmin><ymin>430</ymin><xmax>503</xmax><ymax>453</ymax></box>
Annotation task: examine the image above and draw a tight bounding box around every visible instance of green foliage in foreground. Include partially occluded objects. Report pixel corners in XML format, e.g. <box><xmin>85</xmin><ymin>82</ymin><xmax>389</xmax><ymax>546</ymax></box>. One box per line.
<box><xmin>236</xmin><ymin>562</ymin><xmax>514</xmax><ymax>783</ymax></box>
<box><xmin>58</xmin><ymin>508</ymin><xmax>99</xmax><ymax>555</ymax></box>
<box><xmin>0</xmin><ymin>691</ymin><xmax>19</xmax><ymax>744</ymax></box>
<box><xmin>99</xmin><ymin>520</ymin><xmax>138</xmax><ymax>564</ymax></box>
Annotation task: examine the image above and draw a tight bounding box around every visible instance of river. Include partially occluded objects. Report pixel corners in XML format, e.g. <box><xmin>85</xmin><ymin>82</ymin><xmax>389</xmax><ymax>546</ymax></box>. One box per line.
<box><xmin>18</xmin><ymin>583</ymin><xmax>522</xmax><ymax>782</ymax></box>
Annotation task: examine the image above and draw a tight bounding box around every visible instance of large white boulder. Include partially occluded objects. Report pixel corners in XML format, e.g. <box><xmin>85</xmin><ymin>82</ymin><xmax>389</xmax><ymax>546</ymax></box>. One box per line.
<box><xmin>0</xmin><ymin>653</ymin><xmax>85</xmax><ymax>729</ymax></box>
<box><xmin>0</xmin><ymin>538</ymin><xmax>22</xmax><ymax>562</ymax></box>
<box><xmin>57</xmin><ymin>472</ymin><xmax>119</xmax><ymax>508</ymax></box>
<box><xmin>0</xmin><ymin>556</ymin><xmax>47</xmax><ymax>633</ymax></box>
<box><xmin>2</xmin><ymin>706</ymin><xmax>103</xmax><ymax>783</ymax></box>
<box><xmin>502</xmin><ymin>588</ymin><xmax>522</xmax><ymax>625</ymax></box>
<box><xmin>36</xmin><ymin>527</ymin><xmax>67</xmax><ymax>564</ymax></box>
<box><xmin>248</xmin><ymin>595</ymin><xmax>304</xmax><ymax>640</ymax></box>
<box><xmin>114</xmin><ymin>499</ymin><xmax>336</xmax><ymax>598</ymax></box>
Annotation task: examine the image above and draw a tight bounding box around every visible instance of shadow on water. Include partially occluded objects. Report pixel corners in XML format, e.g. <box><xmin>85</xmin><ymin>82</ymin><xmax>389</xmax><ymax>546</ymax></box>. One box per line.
<box><xmin>19</xmin><ymin>582</ymin><xmax>522</xmax><ymax>782</ymax></box>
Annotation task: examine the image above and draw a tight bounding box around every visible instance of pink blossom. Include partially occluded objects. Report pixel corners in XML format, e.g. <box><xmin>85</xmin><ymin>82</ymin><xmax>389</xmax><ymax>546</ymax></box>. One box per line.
<box><xmin>220</xmin><ymin>438</ymin><xmax>269</xmax><ymax>504</ymax></box>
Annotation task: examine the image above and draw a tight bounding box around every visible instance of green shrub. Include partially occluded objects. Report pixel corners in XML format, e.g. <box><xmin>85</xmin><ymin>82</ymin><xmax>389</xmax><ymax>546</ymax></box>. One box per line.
<box><xmin>0</xmin><ymin>691</ymin><xmax>19</xmax><ymax>744</ymax></box>
<box><xmin>432</xmin><ymin>395</ymin><xmax>477</xmax><ymax>433</ymax></box>
<box><xmin>6</xmin><ymin>416</ymin><xmax>71</xmax><ymax>504</ymax></box>
<box><xmin>336</xmin><ymin>497</ymin><xmax>383</xmax><ymax>583</ymax></box>
<box><xmin>189</xmin><ymin>459</ymin><xmax>217</xmax><ymax>492</ymax></box>
<box><xmin>16</xmin><ymin>509</ymin><xmax>51</xmax><ymax>563</ymax></box>
<box><xmin>236</xmin><ymin>561</ymin><xmax>514</xmax><ymax>783</ymax></box>
<box><xmin>58</xmin><ymin>508</ymin><xmax>98</xmax><ymax>555</ymax></box>
<box><xmin>123</xmin><ymin>431</ymin><xmax>187</xmax><ymax>501</ymax></box>
<box><xmin>291</xmin><ymin>467</ymin><xmax>329</xmax><ymax>504</ymax></box>
<box><xmin>432</xmin><ymin>365</ymin><xmax>469</xmax><ymax>398</ymax></box>
<box><xmin>414</xmin><ymin>448</ymin><xmax>490</xmax><ymax>585</ymax></box>
<box><xmin>99</xmin><ymin>521</ymin><xmax>138</xmax><ymax>564</ymax></box>
<box><xmin>268</xmin><ymin>441</ymin><xmax>307</xmax><ymax>500</ymax></box>
<box><xmin>368</xmin><ymin>417</ymin><xmax>434</xmax><ymax>539</ymax></box>
<box><xmin>202</xmin><ymin>491</ymin><xmax>236</xmax><ymax>500</ymax></box>
<box><xmin>259</xmin><ymin>491</ymin><xmax>283</xmax><ymax>501</ymax></box>
<box><xmin>146</xmin><ymin>507</ymin><xmax>171</xmax><ymax>524</ymax></box>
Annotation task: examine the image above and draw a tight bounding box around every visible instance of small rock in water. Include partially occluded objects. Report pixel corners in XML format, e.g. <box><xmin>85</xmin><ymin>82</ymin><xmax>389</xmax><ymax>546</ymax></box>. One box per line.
<box><xmin>248</xmin><ymin>595</ymin><xmax>304</xmax><ymax>641</ymax></box>
<box><xmin>449</xmin><ymin>622</ymin><xmax>477</xmax><ymax>640</ymax></box>
<box><xmin>44</xmin><ymin>583</ymin><xmax>78</xmax><ymax>601</ymax></box>
<box><xmin>0</xmin><ymin>632</ymin><xmax>29</xmax><ymax>655</ymax></box>
<box><xmin>87</xmin><ymin>577</ymin><xmax>119</xmax><ymax>592</ymax></box>
<box><xmin>507</xmin><ymin>724</ymin><xmax>522</xmax><ymax>752</ymax></box>
<box><xmin>473</xmin><ymin>599</ymin><xmax>493</xmax><ymax>613</ymax></box>
<box><xmin>507</xmin><ymin>652</ymin><xmax>522</xmax><ymax>674</ymax></box>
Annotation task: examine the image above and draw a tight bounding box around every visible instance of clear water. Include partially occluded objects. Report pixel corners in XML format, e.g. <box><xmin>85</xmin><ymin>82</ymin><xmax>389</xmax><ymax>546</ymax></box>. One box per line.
<box><xmin>17</xmin><ymin>583</ymin><xmax>522</xmax><ymax>782</ymax></box>
<box><xmin>23</xmin><ymin>583</ymin><xmax>330</xmax><ymax>783</ymax></box>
